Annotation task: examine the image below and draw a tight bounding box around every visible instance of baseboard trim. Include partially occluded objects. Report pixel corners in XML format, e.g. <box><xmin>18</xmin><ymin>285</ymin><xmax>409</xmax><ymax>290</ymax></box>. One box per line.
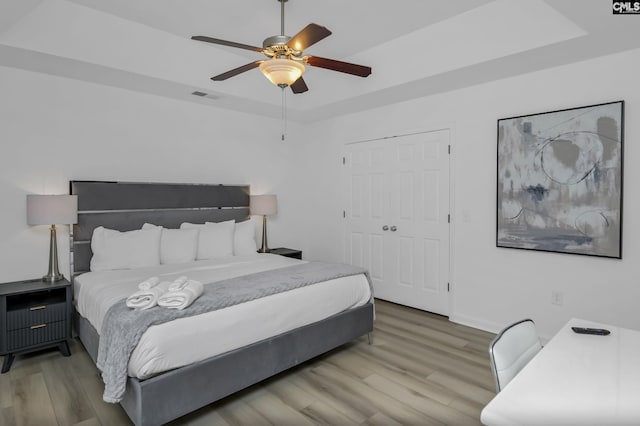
<box><xmin>449</xmin><ymin>313</ymin><xmax>503</xmax><ymax>334</ymax></box>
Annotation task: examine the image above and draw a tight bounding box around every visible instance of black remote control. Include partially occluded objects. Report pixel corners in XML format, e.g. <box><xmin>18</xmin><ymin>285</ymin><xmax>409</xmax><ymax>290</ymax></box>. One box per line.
<box><xmin>571</xmin><ymin>327</ymin><xmax>610</xmax><ymax>335</ymax></box>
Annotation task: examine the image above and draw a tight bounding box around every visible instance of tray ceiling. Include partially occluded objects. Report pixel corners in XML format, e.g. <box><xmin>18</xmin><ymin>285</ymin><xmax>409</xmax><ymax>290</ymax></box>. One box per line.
<box><xmin>1</xmin><ymin>0</ymin><xmax>639</xmax><ymax>122</ymax></box>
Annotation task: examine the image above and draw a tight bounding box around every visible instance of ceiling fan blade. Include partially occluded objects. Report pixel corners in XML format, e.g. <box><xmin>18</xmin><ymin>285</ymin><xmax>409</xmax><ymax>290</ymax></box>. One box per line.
<box><xmin>306</xmin><ymin>56</ymin><xmax>372</xmax><ymax>77</ymax></box>
<box><xmin>290</xmin><ymin>77</ymin><xmax>309</xmax><ymax>94</ymax></box>
<box><xmin>287</xmin><ymin>23</ymin><xmax>332</xmax><ymax>52</ymax></box>
<box><xmin>192</xmin><ymin>36</ymin><xmax>263</xmax><ymax>53</ymax></box>
<box><xmin>211</xmin><ymin>61</ymin><xmax>263</xmax><ymax>81</ymax></box>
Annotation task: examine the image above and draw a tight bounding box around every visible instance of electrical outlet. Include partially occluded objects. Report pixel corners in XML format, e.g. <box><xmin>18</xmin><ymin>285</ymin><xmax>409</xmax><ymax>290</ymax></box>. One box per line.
<box><xmin>551</xmin><ymin>291</ymin><xmax>564</xmax><ymax>306</ymax></box>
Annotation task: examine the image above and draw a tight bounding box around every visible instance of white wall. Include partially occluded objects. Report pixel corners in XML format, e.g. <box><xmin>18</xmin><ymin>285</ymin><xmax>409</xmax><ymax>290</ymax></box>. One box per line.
<box><xmin>300</xmin><ymin>48</ymin><xmax>640</xmax><ymax>340</ymax></box>
<box><xmin>0</xmin><ymin>66</ymin><xmax>306</xmax><ymax>282</ymax></box>
<box><xmin>3</xmin><ymin>48</ymin><xmax>639</xmax><ymax>342</ymax></box>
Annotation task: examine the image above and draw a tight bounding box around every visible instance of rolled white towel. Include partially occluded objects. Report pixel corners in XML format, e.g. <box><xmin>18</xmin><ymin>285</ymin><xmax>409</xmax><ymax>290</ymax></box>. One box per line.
<box><xmin>138</xmin><ymin>276</ymin><xmax>160</xmax><ymax>290</ymax></box>
<box><xmin>168</xmin><ymin>276</ymin><xmax>189</xmax><ymax>292</ymax></box>
<box><xmin>126</xmin><ymin>281</ymin><xmax>169</xmax><ymax>310</ymax></box>
<box><xmin>158</xmin><ymin>280</ymin><xmax>204</xmax><ymax>310</ymax></box>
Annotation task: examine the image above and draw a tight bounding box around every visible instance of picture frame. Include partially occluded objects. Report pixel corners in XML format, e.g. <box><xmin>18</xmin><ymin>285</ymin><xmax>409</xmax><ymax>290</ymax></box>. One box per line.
<box><xmin>496</xmin><ymin>100</ymin><xmax>624</xmax><ymax>258</ymax></box>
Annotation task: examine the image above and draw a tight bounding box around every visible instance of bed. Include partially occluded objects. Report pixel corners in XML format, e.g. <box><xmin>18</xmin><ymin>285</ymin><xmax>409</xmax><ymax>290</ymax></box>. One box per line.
<box><xmin>69</xmin><ymin>181</ymin><xmax>374</xmax><ymax>426</ymax></box>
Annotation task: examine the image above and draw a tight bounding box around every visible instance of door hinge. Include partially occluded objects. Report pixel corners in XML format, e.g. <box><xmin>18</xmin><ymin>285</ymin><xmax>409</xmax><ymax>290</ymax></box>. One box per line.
<box><xmin>342</xmin><ymin>156</ymin><xmax>346</xmax><ymax>165</ymax></box>
<box><xmin>448</xmin><ymin>145</ymin><xmax>451</xmax><ymax>154</ymax></box>
<box><xmin>447</xmin><ymin>214</ymin><xmax>450</xmax><ymax>223</ymax></box>
<box><xmin>447</xmin><ymin>282</ymin><xmax>450</xmax><ymax>292</ymax></box>
<box><xmin>343</xmin><ymin>210</ymin><xmax>346</xmax><ymax>218</ymax></box>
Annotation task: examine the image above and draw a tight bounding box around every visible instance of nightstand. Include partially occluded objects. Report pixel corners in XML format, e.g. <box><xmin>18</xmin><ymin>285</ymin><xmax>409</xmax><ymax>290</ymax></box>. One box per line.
<box><xmin>0</xmin><ymin>278</ymin><xmax>72</xmax><ymax>373</ymax></box>
<box><xmin>269</xmin><ymin>247</ymin><xmax>302</xmax><ymax>259</ymax></box>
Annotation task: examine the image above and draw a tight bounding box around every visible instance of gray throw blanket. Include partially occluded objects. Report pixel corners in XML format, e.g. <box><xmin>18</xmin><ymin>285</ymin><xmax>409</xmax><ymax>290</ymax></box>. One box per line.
<box><xmin>97</xmin><ymin>261</ymin><xmax>372</xmax><ymax>403</ymax></box>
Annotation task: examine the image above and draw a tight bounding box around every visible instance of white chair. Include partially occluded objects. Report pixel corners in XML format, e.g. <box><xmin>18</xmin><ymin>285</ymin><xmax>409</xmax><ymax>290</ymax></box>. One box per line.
<box><xmin>489</xmin><ymin>319</ymin><xmax>542</xmax><ymax>392</ymax></box>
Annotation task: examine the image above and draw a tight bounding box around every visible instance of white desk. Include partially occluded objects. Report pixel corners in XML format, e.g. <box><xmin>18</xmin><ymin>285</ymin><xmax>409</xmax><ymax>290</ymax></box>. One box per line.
<box><xmin>481</xmin><ymin>318</ymin><xmax>640</xmax><ymax>426</ymax></box>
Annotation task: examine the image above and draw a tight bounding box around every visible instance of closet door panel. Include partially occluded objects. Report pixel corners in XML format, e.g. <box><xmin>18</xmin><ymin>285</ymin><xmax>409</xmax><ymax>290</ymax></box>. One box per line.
<box><xmin>345</xmin><ymin>141</ymin><xmax>392</xmax><ymax>299</ymax></box>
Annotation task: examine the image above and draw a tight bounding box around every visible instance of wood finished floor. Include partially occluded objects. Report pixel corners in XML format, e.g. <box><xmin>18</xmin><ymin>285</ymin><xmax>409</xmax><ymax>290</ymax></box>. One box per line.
<box><xmin>0</xmin><ymin>300</ymin><xmax>497</xmax><ymax>425</ymax></box>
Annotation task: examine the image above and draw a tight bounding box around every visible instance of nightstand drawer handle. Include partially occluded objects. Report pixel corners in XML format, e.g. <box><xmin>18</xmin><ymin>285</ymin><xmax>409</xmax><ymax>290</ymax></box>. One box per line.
<box><xmin>30</xmin><ymin>305</ymin><xmax>47</xmax><ymax>311</ymax></box>
<box><xmin>30</xmin><ymin>324</ymin><xmax>47</xmax><ymax>330</ymax></box>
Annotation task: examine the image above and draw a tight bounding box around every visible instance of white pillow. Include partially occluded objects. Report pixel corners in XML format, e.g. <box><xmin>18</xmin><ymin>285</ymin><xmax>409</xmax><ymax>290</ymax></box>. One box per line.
<box><xmin>181</xmin><ymin>220</ymin><xmax>235</xmax><ymax>260</ymax></box>
<box><xmin>142</xmin><ymin>224</ymin><xmax>198</xmax><ymax>265</ymax></box>
<box><xmin>217</xmin><ymin>220</ymin><xmax>257</xmax><ymax>256</ymax></box>
<box><xmin>90</xmin><ymin>226</ymin><xmax>162</xmax><ymax>271</ymax></box>
<box><xmin>179</xmin><ymin>222</ymin><xmax>205</xmax><ymax>229</ymax></box>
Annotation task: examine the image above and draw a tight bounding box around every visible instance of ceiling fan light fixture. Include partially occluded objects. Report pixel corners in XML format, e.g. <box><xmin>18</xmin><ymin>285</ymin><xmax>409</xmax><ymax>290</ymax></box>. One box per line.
<box><xmin>260</xmin><ymin>58</ymin><xmax>305</xmax><ymax>87</ymax></box>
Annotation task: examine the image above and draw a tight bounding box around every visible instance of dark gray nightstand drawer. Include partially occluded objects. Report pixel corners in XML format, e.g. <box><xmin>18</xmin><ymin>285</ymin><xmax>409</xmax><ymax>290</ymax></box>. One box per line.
<box><xmin>6</xmin><ymin>321</ymin><xmax>67</xmax><ymax>351</ymax></box>
<box><xmin>6</xmin><ymin>302</ymin><xmax>67</xmax><ymax>331</ymax></box>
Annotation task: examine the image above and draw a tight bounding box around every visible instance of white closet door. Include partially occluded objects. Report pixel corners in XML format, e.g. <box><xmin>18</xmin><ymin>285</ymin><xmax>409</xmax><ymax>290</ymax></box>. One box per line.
<box><xmin>345</xmin><ymin>129</ymin><xmax>450</xmax><ymax>316</ymax></box>
<box><xmin>344</xmin><ymin>139</ymin><xmax>391</xmax><ymax>298</ymax></box>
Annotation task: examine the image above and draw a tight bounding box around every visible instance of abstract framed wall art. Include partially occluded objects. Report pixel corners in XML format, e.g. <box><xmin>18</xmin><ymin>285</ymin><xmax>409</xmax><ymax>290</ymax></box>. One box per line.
<box><xmin>496</xmin><ymin>101</ymin><xmax>624</xmax><ymax>258</ymax></box>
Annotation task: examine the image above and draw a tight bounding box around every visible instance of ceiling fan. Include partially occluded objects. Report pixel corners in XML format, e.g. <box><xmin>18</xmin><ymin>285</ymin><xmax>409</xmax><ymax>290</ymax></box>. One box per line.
<box><xmin>191</xmin><ymin>0</ymin><xmax>372</xmax><ymax>94</ymax></box>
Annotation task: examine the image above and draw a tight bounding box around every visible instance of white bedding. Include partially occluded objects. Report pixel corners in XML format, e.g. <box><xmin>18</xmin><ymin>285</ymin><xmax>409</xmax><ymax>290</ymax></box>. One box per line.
<box><xmin>74</xmin><ymin>254</ymin><xmax>371</xmax><ymax>379</ymax></box>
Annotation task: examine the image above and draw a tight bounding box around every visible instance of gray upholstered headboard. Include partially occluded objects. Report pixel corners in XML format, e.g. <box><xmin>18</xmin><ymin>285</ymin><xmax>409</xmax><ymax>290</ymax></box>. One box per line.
<box><xmin>69</xmin><ymin>181</ymin><xmax>250</xmax><ymax>278</ymax></box>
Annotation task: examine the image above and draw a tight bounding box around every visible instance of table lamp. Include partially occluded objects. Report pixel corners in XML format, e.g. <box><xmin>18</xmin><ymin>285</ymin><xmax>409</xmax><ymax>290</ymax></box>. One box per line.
<box><xmin>250</xmin><ymin>194</ymin><xmax>277</xmax><ymax>253</ymax></box>
<box><xmin>27</xmin><ymin>194</ymin><xmax>78</xmax><ymax>282</ymax></box>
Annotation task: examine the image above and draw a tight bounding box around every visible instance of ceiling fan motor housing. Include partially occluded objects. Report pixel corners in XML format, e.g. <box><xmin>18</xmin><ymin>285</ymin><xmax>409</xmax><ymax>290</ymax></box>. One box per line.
<box><xmin>263</xmin><ymin>35</ymin><xmax>292</xmax><ymax>51</ymax></box>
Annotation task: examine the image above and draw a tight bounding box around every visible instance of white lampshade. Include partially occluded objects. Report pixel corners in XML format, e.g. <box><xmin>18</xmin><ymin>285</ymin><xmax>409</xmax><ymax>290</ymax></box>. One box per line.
<box><xmin>27</xmin><ymin>194</ymin><xmax>78</xmax><ymax>225</ymax></box>
<box><xmin>259</xmin><ymin>58</ymin><xmax>305</xmax><ymax>87</ymax></box>
<box><xmin>250</xmin><ymin>194</ymin><xmax>277</xmax><ymax>216</ymax></box>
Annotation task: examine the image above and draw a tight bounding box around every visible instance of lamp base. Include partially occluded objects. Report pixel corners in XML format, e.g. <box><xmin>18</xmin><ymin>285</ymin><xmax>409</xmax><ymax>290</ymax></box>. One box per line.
<box><xmin>43</xmin><ymin>224</ymin><xmax>64</xmax><ymax>283</ymax></box>
<box><xmin>259</xmin><ymin>215</ymin><xmax>270</xmax><ymax>253</ymax></box>
<box><xmin>42</xmin><ymin>273</ymin><xmax>64</xmax><ymax>283</ymax></box>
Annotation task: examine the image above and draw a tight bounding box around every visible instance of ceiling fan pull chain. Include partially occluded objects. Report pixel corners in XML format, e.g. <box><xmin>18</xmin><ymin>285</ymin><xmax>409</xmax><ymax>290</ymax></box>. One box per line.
<box><xmin>281</xmin><ymin>87</ymin><xmax>287</xmax><ymax>141</ymax></box>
